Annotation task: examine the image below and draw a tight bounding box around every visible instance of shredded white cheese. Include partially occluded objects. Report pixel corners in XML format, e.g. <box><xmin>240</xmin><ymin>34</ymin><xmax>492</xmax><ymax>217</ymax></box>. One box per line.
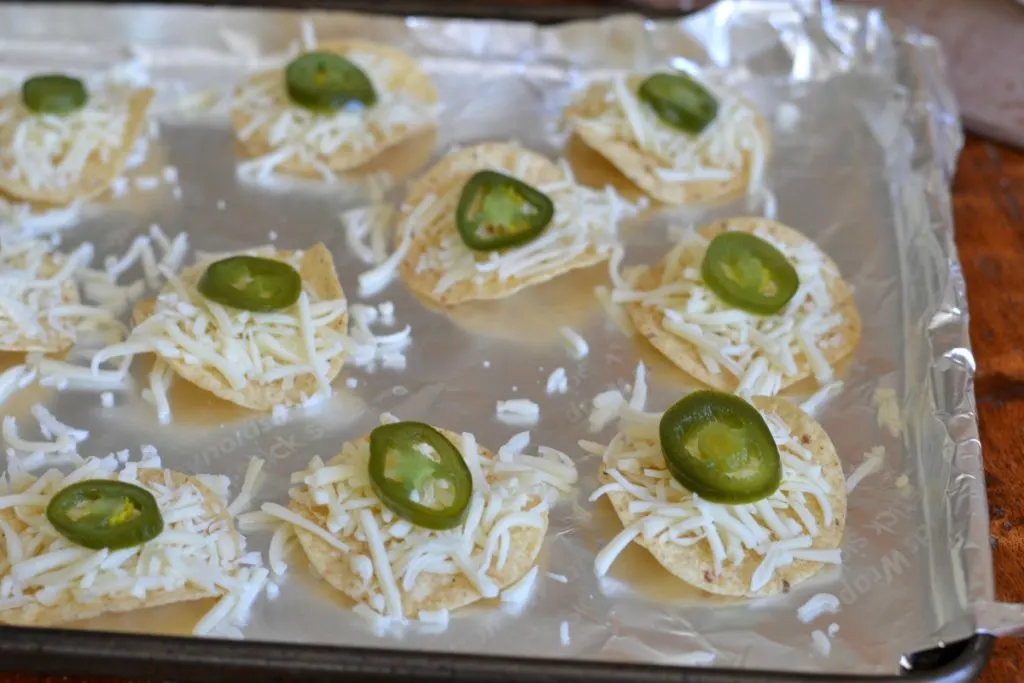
<box><xmin>344</xmin><ymin>303</ymin><xmax>411</xmax><ymax>373</ymax></box>
<box><xmin>3</xmin><ymin>406</ymin><xmax>87</xmax><ymax>477</ymax></box>
<box><xmin>496</xmin><ymin>399</ymin><xmax>540</xmax><ymax>426</ymax></box>
<box><xmin>341</xmin><ymin>205</ymin><xmax>396</xmax><ymax>269</ymax></box>
<box><xmin>0</xmin><ymin>364</ymin><xmax>33</xmax><ymax>409</ymax></box>
<box><xmin>0</xmin><ymin>85</ymin><xmax>140</xmax><ymax>195</ymax></box>
<box><xmin>811</xmin><ymin>629</ymin><xmax>832</xmax><ymax>657</ymax></box>
<box><xmin>610</xmin><ymin>222</ymin><xmax>849</xmax><ymax>397</ymax></box>
<box><xmin>0</xmin><ymin>238</ymin><xmax>119</xmax><ymax>351</ymax></box>
<box><xmin>560</xmin><ymin>327</ymin><xmax>589</xmax><ymax>359</ymax></box>
<box><xmin>545</xmin><ymin>367</ymin><xmax>568</xmax><ymax>395</ymax></box>
<box><xmin>872</xmin><ymin>387</ymin><xmax>902</xmax><ymax>437</ymax></box>
<box><xmin>0</xmin><ymin>198</ymin><xmax>82</xmax><ymax>241</ymax></box>
<box><xmin>226</xmin><ymin>457</ymin><xmax>265</xmax><ymax>516</ymax></box>
<box><xmin>845</xmin><ymin>446</ymin><xmax>885</xmax><ymax>494</ymax></box>
<box><xmin>91</xmin><ymin>249</ymin><xmax>348</xmax><ymax>415</ymax></box>
<box><xmin>587</xmin><ymin>365</ymin><xmax>842</xmax><ymax>593</ymax></box>
<box><xmin>569</xmin><ymin>73</ymin><xmax>768</xmax><ymax>204</ymax></box>
<box><xmin>230</xmin><ymin>50</ymin><xmax>440</xmax><ymax>184</ymax></box>
<box><xmin>800</xmin><ymin>381</ymin><xmax>843</xmax><ymax>416</ymax></box>
<box><xmin>797</xmin><ymin>592</ymin><xmax>841</xmax><ymax>623</ymax></box>
<box><xmin>407</xmin><ymin>158</ymin><xmax>639</xmax><ymax>299</ymax></box>
<box><xmin>588</xmin><ymin>389</ymin><xmax>626</xmax><ymax>433</ymax></box>
<box><xmin>0</xmin><ymin>452</ymin><xmax>266</xmax><ymax>637</ymax></box>
<box><xmin>267</xmin><ymin>417</ymin><xmax>577</xmax><ymax>625</ymax></box>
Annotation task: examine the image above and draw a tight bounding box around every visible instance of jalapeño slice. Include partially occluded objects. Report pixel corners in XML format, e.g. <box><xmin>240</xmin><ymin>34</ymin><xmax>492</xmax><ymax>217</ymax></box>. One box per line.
<box><xmin>368</xmin><ymin>422</ymin><xmax>473</xmax><ymax>530</ymax></box>
<box><xmin>22</xmin><ymin>74</ymin><xmax>88</xmax><ymax>115</ymax></box>
<box><xmin>638</xmin><ymin>72</ymin><xmax>718</xmax><ymax>135</ymax></box>
<box><xmin>659</xmin><ymin>391</ymin><xmax>781</xmax><ymax>504</ymax></box>
<box><xmin>455</xmin><ymin>171</ymin><xmax>555</xmax><ymax>252</ymax></box>
<box><xmin>700</xmin><ymin>231</ymin><xmax>799</xmax><ymax>316</ymax></box>
<box><xmin>46</xmin><ymin>480</ymin><xmax>164</xmax><ymax>550</ymax></box>
<box><xmin>285</xmin><ymin>51</ymin><xmax>377</xmax><ymax>113</ymax></box>
<box><xmin>198</xmin><ymin>255</ymin><xmax>302</xmax><ymax>313</ymax></box>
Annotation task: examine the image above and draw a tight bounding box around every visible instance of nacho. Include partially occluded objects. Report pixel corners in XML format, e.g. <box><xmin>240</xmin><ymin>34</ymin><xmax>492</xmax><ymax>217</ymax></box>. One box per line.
<box><xmin>0</xmin><ymin>85</ymin><xmax>154</xmax><ymax>206</ymax></box>
<box><xmin>94</xmin><ymin>243</ymin><xmax>348</xmax><ymax>413</ymax></box>
<box><xmin>624</xmin><ymin>217</ymin><xmax>861</xmax><ymax>395</ymax></box>
<box><xmin>279</xmin><ymin>421</ymin><xmax>576</xmax><ymax>621</ymax></box>
<box><xmin>396</xmin><ymin>142</ymin><xmax>637</xmax><ymax>306</ymax></box>
<box><xmin>230</xmin><ymin>40</ymin><xmax>439</xmax><ymax>179</ymax></box>
<box><xmin>564</xmin><ymin>73</ymin><xmax>770</xmax><ymax>206</ymax></box>
<box><xmin>591</xmin><ymin>389</ymin><xmax>846</xmax><ymax>598</ymax></box>
<box><xmin>0</xmin><ymin>463</ymin><xmax>250</xmax><ymax>628</ymax></box>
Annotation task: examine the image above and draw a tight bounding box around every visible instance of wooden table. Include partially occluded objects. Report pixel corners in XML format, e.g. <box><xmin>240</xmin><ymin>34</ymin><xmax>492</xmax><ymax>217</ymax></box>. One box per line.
<box><xmin>957</xmin><ymin>136</ymin><xmax>1024</xmax><ymax>682</ymax></box>
<box><xmin>2</xmin><ymin>0</ymin><xmax>1023</xmax><ymax>680</ymax></box>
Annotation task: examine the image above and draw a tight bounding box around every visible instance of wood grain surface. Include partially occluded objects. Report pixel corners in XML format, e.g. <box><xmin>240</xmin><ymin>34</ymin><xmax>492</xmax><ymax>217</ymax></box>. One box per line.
<box><xmin>1</xmin><ymin>1</ymin><xmax>1022</xmax><ymax>682</ymax></box>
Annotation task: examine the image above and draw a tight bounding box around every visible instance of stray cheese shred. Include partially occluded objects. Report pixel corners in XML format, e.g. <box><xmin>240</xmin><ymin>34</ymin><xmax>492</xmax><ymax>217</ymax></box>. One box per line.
<box><xmin>872</xmin><ymin>387</ymin><xmax>902</xmax><ymax>437</ymax></box>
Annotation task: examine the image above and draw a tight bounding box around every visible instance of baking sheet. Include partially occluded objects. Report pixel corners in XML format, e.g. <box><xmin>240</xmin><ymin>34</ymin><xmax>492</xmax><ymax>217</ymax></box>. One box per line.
<box><xmin>0</xmin><ymin>0</ymin><xmax>994</xmax><ymax>676</ymax></box>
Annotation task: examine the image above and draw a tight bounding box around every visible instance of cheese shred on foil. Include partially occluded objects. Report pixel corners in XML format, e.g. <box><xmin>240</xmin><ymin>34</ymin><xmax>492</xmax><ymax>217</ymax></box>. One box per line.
<box><xmin>0</xmin><ymin>452</ymin><xmax>268</xmax><ymax>636</ymax></box>
<box><xmin>266</xmin><ymin>418</ymin><xmax>577</xmax><ymax>626</ymax></box>
<box><xmin>586</xmin><ymin>364</ymin><xmax>842</xmax><ymax>593</ymax></box>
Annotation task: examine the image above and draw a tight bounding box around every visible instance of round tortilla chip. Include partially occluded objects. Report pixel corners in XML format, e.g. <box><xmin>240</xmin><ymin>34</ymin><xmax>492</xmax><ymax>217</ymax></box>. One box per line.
<box><xmin>0</xmin><ymin>469</ymin><xmax>238</xmax><ymax>627</ymax></box>
<box><xmin>627</xmin><ymin>217</ymin><xmax>862</xmax><ymax>393</ymax></box>
<box><xmin>564</xmin><ymin>77</ymin><xmax>771</xmax><ymax>207</ymax></box>
<box><xmin>397</xmin><ymin>142</ymin><xmax>610</xmax><ymax>306</ymax></box>
<box><xmin>132</xmin><ymin>243</ymin><xmax>348</xmax><ymax>411</ymax></box>
<box><xmin>0</xmin><ymin>87</ymin><xmax>154</xmax><ymax>206</ymax></box>
<box><xmin>602</xmin><ymin>396</ymin><xmax>846</xmax><ymax>597</ymax></box>
<box><xmin>291</xmin><ymin>427</ymin><xmax>547</xmax><ymax>617</ymax></box>
<box><xmin>0</xmin><ymin>252</ymin><xmax>81</xmax><ymax>353</ymax></box>
<box><xmin>230</xmin><ymin>40</ymin><xmax>438</xmax><ymax>177</ymax></box>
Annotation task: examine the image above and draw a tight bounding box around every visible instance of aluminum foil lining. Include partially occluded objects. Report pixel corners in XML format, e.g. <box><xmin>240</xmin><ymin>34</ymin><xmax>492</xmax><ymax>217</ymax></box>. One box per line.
<box><xmin>0</xmin><ymin>0</ymin><xmax>1006</xmax><ymax>675</ymax></box>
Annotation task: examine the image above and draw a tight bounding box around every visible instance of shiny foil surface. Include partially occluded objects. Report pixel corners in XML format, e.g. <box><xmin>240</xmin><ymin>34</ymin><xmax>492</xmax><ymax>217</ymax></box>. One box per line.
<box><xmin>0</xmin><ymin>0</ymin><xmax>995</xmax><ymax>676</ymax></box>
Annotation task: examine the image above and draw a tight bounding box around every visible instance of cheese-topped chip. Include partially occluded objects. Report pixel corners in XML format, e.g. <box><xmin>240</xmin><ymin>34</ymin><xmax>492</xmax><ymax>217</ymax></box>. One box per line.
<box><xmin>0</xmin><ymin>238</ymin><xmax>116</xmax><ymax>353</ymax></box>
<box><xmin>623</xmin><ymin>217</ymin><xmax>861</xmax><ymax>396</ymax></box>
<box><xmin>564</xmin><ymin>74</ymin><xmax>770</xmax><ymax>206</ymax></box>
<box><xmin>397</xmin><ymin>142</ymin><xmax>638</xmax><ymax>306</ymax></box>
<box><xmin>230</xmin><ymin>40</ymin><xmax>439</xmax><ymax>180</ymax></box>
<box><xmin>589</xmin><ymin>390</ymin><xmax>846</xmax><ymax>597</ymax></box>
<box><xmin>0</xmin><ymin>460</ymin><xmax>256</xmax><ymax>629</ymax></box>
<box><xmin>0</xmin><ymin>85</ymin><xmax>154</xmax><ymax>206</ymax></box>
<box><xmin>275</xmin><ymin>422</ymin><xmax>576</xmax><ymax>622</ymax></box>
<box><xmin>93</xmin><ymin>243</ymin><xmax>348</xmax><ymax>413</ymax></box>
